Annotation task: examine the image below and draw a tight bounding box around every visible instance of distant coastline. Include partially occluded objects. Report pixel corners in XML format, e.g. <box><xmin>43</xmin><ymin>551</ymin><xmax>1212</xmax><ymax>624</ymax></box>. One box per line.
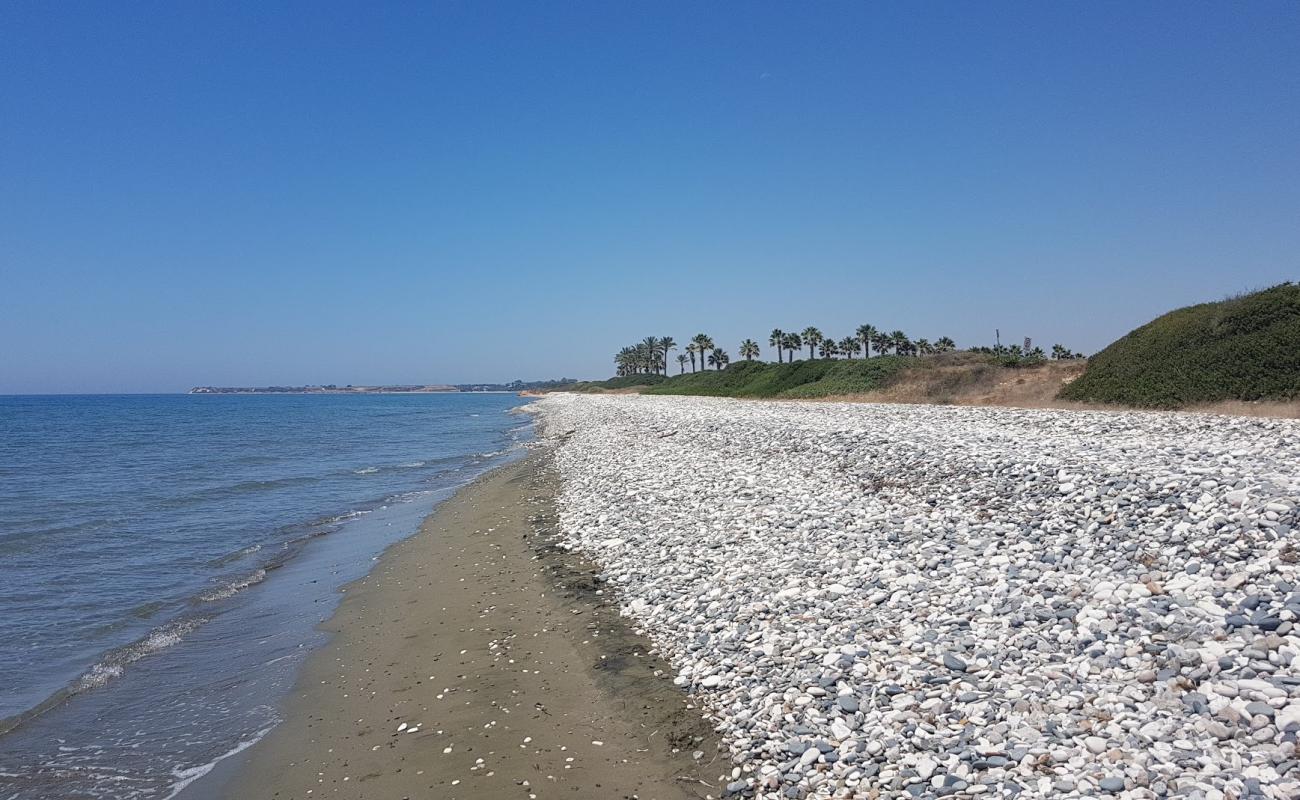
<box><xmin>190</xmin><ymin>384</ymin><xmax>459</xmax><ymax>394</ymax></box>
<box><xmin>190</xmin><ymin>378</ymin><xmax>579</xmax><ymax>395</ymax></box>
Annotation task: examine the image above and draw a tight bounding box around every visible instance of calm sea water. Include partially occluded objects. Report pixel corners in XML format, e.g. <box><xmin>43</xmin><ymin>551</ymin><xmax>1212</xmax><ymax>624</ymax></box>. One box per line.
<box><xmin>0</xmin><ymin>393</ymin><xmax>533</xmax><ymax>799</ymax></box>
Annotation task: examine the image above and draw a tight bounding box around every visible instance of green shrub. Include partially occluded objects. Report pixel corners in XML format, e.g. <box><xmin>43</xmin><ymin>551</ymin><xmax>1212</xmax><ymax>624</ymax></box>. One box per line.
<box><xmin>1059</xmin><ymin>283</ymin><xmax>1300</xmax><ymax>408</ymax></box>
<box><xmin>567</xmin><ymin>373</ymin><xmax>667</xmax><ymax>392</ymax></box>
<box><xmin>774</xmin><ymin>358</ymin><xmax>911</xmax><ymax>398</ymax></box>
<box><xmin>640</xmin><ymin>357</ymin><xmax>911</xmax><ymax>399</ymax></box>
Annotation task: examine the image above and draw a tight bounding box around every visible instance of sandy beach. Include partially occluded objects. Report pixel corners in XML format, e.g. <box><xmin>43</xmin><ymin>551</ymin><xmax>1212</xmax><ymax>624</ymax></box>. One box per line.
<box><xmin>227</xmin><ymin>451</ymin><xmax>719</xmax><ymax>800</ymax></box>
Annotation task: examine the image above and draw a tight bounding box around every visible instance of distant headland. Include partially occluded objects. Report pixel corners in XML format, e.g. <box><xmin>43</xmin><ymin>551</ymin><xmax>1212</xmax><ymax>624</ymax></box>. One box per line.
<box><xmin>189</xmin><ymin>379</ymin><xmax>579</xmax><ymax>395</ymax></box>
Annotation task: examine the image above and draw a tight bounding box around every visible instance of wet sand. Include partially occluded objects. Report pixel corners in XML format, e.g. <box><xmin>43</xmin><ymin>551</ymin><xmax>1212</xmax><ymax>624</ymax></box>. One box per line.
<box><xmin>227</xmin><ymin>452</ymin><xmax>719</xmax><ymax>800</ymax></box>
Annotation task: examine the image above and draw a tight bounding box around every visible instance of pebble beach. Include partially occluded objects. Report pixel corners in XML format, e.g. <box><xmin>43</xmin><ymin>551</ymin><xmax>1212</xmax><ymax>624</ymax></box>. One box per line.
<box><xmin>536</xmin><ymin>393</ymin><xmax>1300</xmax><ymax>800</ymax></box>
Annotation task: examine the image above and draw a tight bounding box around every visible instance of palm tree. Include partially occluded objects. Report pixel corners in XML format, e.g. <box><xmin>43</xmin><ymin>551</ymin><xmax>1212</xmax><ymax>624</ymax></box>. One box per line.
<box><xmin>935</xmin><ymin>336</ymin><xmax>956</xmax><ymax>353</ymax></box>
<box><xmin>871</xmin><ymin>330</ymin><xmax>891</xmax><ymax>356</ymax></box>
<box><xmin>769</xmin><ymin>329</ymin><xmax>785</xmax><ymax>364</ymax></box>
<box><xmin>658</xmin><ymin>336</ymin><xmax>677</xmax><ymax>375</ymax></box>
<box><xmin>614</xmin><ymin>347</ymin><xmax>634</xmax><ymax>376</ymax></box>
<box><xmin>640</xmin><ymin>336</ymin><xmax>661</xmax><ymax>374</ymax></box>
<box><xmin>739</xmin><ymin>339</ymin><xmax>760</xmax><ymax>361</ymax></box>
<box><xmin>890</xmin><ymin>330</ymin><xmax>911</xmax><ymax>356</ymax></box>
<box><xmin>676</xmin><ymin>353</ymin><xmax>688</xmax><ymax>374</ymax></box>
<box><xmin>686</xmin><ymin>343</ymin><xmax>698</xmax><ymax>372</ymax></box>
<box><xmin>915</xmin><ymin>338</ymin><xmax>933</xmax><ymax>356</ymax></box>
<box><xmin>856</xmin><ymin>324</ymin><xmax>877</xmax><ymax>359</ymax></box>
<box><xmin>839</xmin><ymin>336</ymin><xmax>860</xmax><ymax>358</ymax></box>
<box><xmin>639</xmin><ymin>341</ymin><xmax>654</xmax><ymax>371</ymax></box>
<box><xmin>818</xmin><ymin>338</ymin><xmax>838</xmax><ymax>359</ymax></box>
<box><xmin>782</xmin><ymin>332</ymin><xmax>802</xmax><ymax>362</ymax></box>
<box><xmin>691</xmin><ymin>333</ymin><xmax>714</xmax><ymax>372</ymax></box>
<box><xmin>707</xmin><ymin>348</ymin><xmax>730</xmax><ymax>370</ymax></box>
<box><xmin>801</xmin><ymin>327</ymin><xmax>823</xmax><ymax>360</ymax></box>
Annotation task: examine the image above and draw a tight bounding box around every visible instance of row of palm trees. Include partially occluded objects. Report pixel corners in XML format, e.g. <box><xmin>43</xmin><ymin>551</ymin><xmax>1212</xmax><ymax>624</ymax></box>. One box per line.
<box><xmin>766</xmin><ymin>326</ymin><xmax>957</xmax><ymax>363</ymax></box>
<box><xmin>613</xmin><ymin>337</ymin><xmax>675</xmax><ymax>376</ymax></box>
<box><xmin>968</xmin><ymin>343</ymin><xmax>1085</xmax><ymax>362</ymax></box>
<box><xmin>611</xmin><ymin>334</ymin><xmax>737</xmax><ymax>376</ymax></box>
<box><xmin>613</xmin><ymin>327</ymin><xmax>1084</xmax><ymax>376</ymax></box>
<box><xmin>614</xmin><ymin>326</ymin><xmax>961</xmax><ymax>375</ymax></box>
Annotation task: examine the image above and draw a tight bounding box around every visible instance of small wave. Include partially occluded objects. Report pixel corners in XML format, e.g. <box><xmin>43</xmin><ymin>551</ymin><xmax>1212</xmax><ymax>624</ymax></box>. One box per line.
<box><xmin>0</xmin><ymin>616</ymin><xmax>213</xmax><ymax>733</ymax></box>
<box><xmin>323</xmin><ymin>509</ymin><xmax>366</xmax><ymax>524</ymax></box>
<box><xmin>353</xmin><ymin>466</ymin><xmax>379</xmax><ymax>475</ymax></box>
<box><xmin>399</xmin><ymin>461</ymin><xmax>426</xmax><ymax>468</ymax></box>
<box><xmin>163</xmin><ymin>724</ymin><xmax>276</xmax><ymax>800</ymax></box>
<box><xmin>475</xmin><ymin>443</ymin><xmax>528</xmax><ymax>460</ymax></box>
<box><xmin>508</xmin><ymin>423</ymin><xmax>534</xmax><ymax>439</ymax></box>
<box><xmin>72</xmin><ymin>617</ymin><xmax>208</xmax><ymax>693</ymax></box>
<box><xmin>199</xmin><ymin>569</ymin><xmax>267</xmax><ymax>602</ymax></box>
<box><xmin>129</xmin><ymin>600</ymin><xmax>168</xmax><ymax>619</ymax></box>
<box><xmin>168</xmin><ymin>476</ymin><xmax>321</xmax><ymax>507</ymax></box>
<box><xmin>252</xmin><ymin>508</ymin><xmax>370</xmax><ymax>560</ymax></box>
<box><xmin>208</xmin><ymin>542</ymin><xmax>263</xmax><ymax>567</ymax></box>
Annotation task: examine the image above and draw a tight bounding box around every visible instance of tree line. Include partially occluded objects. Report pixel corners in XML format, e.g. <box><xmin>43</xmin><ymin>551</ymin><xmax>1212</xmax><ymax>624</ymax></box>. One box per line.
<box><xmin>614</xmin><ymin>327</ymin><xmax>1082</xmax><ymax>376</ymax></box>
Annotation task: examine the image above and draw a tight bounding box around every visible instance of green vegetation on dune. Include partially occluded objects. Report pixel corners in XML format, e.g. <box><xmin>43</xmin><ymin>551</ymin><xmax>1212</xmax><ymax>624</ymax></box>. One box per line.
<box><xmin>641</xmin><ymin>357</ymin><xmax>912</xmax><ymax>398</ymax></box>
<box><xmin>565</xmin><ymin>374</ymin><xmax>667</xmax><ymax>392</ymax></box>
<box><xmin>1059</xmin><ymin>283</ymin><xmax>1300</xmax><ymax>408</ymax></box>
<box><xmin>562</xmin><ymin>352</ymin><xmax>1091</xmax><ymax>402</ymax></box>
<box><xmin>580</xmin><ymin>322</ymin><xmax>1084</xmax><ymax>401</ymax></box>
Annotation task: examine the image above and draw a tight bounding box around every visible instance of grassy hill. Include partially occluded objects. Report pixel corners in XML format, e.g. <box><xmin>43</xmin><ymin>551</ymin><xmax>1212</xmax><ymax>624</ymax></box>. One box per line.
<box><xmin>567</xmin><ymin>354</ymin><xmax>1075</xmax><ymax>401</ymax></box>
<box><xmin>557</xmin><ymin>358</ymin><xmax>910</xmax><ymax>398</ymax></box>
<box><xmin>563</xmin><ymin>374</ymin><xmax>667</xmax><ymax>392</ymax></box>
<box><xmin>641</xmin><ymin>357</ymin><xmax>911</xmax><ymax>398</ymax></box>
<box><xmin>1059</xmin><ymin>283</ymin><xmax>1300</xmax><ymax>408</ymax></box>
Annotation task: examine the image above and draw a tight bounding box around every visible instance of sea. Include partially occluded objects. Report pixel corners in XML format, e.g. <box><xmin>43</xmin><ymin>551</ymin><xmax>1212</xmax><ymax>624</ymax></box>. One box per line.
<box><xmin>0</xmin><ymin>392</ymin><xmax>534</xmax><ymax>799</ymax></box>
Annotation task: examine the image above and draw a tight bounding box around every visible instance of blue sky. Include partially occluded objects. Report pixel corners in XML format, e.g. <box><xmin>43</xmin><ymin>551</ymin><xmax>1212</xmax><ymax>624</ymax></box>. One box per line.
<box><xmin>2</xmin><ymin>2</ymin><xmax>1297</xmax><ymax>392</ymax></box>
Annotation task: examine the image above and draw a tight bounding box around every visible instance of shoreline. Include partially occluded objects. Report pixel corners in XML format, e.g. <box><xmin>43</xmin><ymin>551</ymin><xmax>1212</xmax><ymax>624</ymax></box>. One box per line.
<box><xmin>0</xmin><ymin>394</ymin><xmax>538</xmax><ymax>800</ymax></box>
<box><xmin>217</xmin><ymin>449</ymin><xmax>719</xmax><ymax>800</ymax></box>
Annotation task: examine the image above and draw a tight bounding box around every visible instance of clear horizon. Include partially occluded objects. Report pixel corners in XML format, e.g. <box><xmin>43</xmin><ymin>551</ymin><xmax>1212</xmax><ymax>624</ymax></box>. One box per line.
<box><xmin>3</xmin><ymin>2</ymin><xmax>1297</xmax><ymax>393</ymax></box>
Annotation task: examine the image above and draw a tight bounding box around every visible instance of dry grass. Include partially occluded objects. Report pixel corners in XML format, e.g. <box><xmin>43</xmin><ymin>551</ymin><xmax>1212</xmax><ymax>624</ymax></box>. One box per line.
<box><xmin>785</xmin><ymin>360</ymin><xmax>1300</xmax><ymax>419</ymax></box>
<box><xmin>1181</xmin><ymin>399</ymin><xmax>1300</xmax><ymax>419</ymax></box>
<box><xmin>810</xmin><ymin>360</ymin><xmax>1088</xmax><ymax>408</ymax></box>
